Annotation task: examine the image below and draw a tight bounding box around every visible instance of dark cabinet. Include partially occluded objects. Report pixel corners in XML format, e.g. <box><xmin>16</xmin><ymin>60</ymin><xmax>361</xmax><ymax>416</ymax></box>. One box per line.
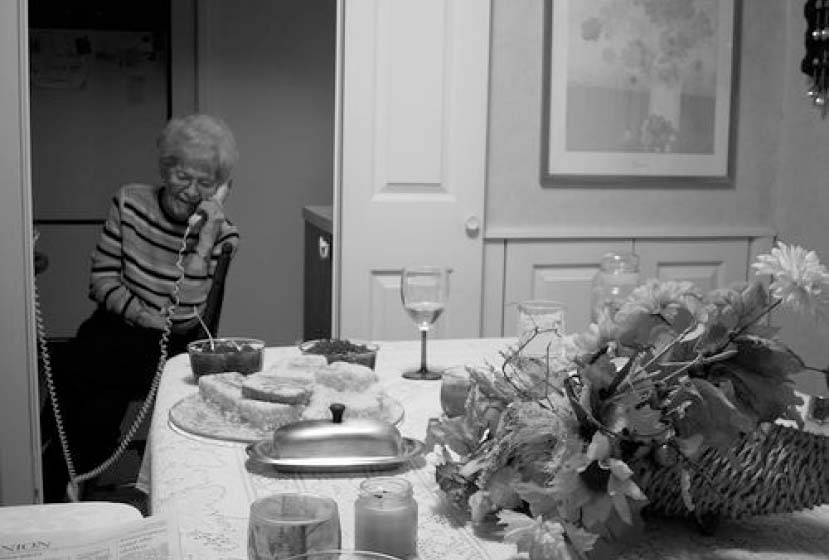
<box><xmin>303</xmin><ymin>206</ymin><xmax>333</xmax><ymax>340</ymax></box>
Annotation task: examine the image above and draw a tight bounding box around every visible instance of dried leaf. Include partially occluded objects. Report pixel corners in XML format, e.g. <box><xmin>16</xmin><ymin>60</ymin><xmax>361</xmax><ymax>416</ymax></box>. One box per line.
<box><xmin>498</xmin><ymin>510</ymin><xmax>537</xmax><ymax>551</ymax></box>
<box><xmin>581</xmin><ymin>354</ymin><xmax>616</xmax><ymax>391</ymax></box>
<box><xmin>670</xmin><ymin>378</ymin><xmax>754</xmax><ymax>453</ymax></box>
<box><xmin>617</xmin><ymin>312</ymin><xmax>667</xmax><ymax>349</ymax></box>
<box><xmin>435</xmin><ymin>462</ymin><xmax>478</xmax><ymax>512</ymax></box>
<box><xmin>601</xmin><ymin>391</ymin><xmax>668</xmax><ymax>438</ymax></box>
<box><xmin>562</xmin><ymin>522</ymin><xmax>600</xmax><ymax>555</ymax></box>
<box><xmin>485</xmin><ymin>466</ymin><xmax>523</xmax><ymax>510</ymax></box>
<box><xmin>680</xmin><ymin>468</ymin><xmax>695</xmax><ymax>511</ymax></box>
<box><xmin>710</xmin><ymin>337</ymin><xmax>805</xmax><ymax>423</ymax></box>
<box><xmin>469</xmin><ymin>490</ymin><xmax>498</xmax><ymax>523</ymax></box>
<box><xmin>425</xmin><ymin>414</ymin><xmax>484</xmax><ymax>457</ymax></box>
<box><xmin>515</xmin><ymin>481</ymin><xmax>558</xmax><ymax>518</ymax></box>
<box><xmin>675</xmin><ymin>433</ymin><xmax>704</xmax><ymax>459</ymax></box>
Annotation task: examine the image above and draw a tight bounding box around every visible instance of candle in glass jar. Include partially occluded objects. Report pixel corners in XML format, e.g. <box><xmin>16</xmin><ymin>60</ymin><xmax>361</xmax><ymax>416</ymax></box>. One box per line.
<box><xmin>440</xmin><ymin>365</ymin><xmax>471</xmax><ymax>418</ymax></box>
<box><xmin>354</xmin><ymin>477</ymin><xmax>417</xmax><ymax>559</ymax></box>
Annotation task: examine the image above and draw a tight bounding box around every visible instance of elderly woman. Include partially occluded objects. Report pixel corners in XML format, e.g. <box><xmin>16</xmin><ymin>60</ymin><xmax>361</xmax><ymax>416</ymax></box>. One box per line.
<box><xmin>44</xmin><ymin>114</ymin><xmax>240</xmax><ymax>500</ymax></box>
<box><xmin>90</xmin><ymin>113</ymin><xmax>239</xmax><ymax>334</ymax></box>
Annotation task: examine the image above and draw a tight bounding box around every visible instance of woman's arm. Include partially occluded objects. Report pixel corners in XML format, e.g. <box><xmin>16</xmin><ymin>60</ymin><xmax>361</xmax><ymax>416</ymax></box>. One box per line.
<box><xmin>88</xmin><ymin>191</ymin><xmax>168</xmax><ymax>329</ymax></box>
<box><xmin>88</xmin><ymin>195</ymin><xmax>140</xmax><ymax>321</ymax></box>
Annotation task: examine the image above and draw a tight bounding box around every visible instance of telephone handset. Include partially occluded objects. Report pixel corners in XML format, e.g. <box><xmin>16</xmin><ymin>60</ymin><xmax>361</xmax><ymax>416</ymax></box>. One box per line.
<box><xmin>187</xmin><ymin>181</ymin><xmax>230</xmax><ymax>228</ymax></box>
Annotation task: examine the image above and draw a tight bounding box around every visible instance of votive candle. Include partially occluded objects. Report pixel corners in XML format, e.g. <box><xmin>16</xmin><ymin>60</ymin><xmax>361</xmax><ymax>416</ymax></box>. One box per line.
<box><xmin>354</xmin><ymin>477</ymin><xmax>417</xmax><ymax>559</ymax></box>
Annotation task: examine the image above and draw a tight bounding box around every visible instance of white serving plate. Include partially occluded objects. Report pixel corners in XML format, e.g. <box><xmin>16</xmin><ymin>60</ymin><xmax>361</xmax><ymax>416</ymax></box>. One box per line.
<box><xmin>168</xmin><ymin>393</ymin><xmax>404</xmax><ymax>444</ymax></box>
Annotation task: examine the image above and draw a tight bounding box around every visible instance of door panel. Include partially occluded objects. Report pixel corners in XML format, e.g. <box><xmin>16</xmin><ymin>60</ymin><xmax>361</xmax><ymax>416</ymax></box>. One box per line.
<box><xmin>367</xmin><ymin>271</ymin><xmax>448</xmax><ymax>341</ymax></box>
<box><xmin>337</xmin><ymin>0</ymin><xmax>490</xmax><ymax>340</ymax></box>
<box><xmin>635</xmin><ymin>239</ymin><xmax>749</xmax><ymax>292</ymax></box>
<box><xmin>504</xmin><ymin>241</ymin><xmax>633</xmax><ymax>336</ymax></box>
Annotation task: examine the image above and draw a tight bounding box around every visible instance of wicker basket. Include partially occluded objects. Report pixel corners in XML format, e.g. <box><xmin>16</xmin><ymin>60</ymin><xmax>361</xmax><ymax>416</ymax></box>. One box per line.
<box><xmin>634</xmin><ymin>424</ymin><xmax>829</xmax><ymax>525</ymax></box>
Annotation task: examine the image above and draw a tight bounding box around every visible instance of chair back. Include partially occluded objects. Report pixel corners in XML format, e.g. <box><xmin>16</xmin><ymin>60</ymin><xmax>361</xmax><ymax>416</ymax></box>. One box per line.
<box><xmin>201</xmin><ymin>242</ymin><xmax>234</xmax><ymax>336</ymax></box>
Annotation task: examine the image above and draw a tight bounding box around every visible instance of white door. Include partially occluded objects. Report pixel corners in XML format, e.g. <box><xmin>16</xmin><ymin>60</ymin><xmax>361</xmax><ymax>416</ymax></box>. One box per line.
<box><xmin>334</xmin><ymin>0</ymin><xmax>490</xmax><ymax>341</ymax></box>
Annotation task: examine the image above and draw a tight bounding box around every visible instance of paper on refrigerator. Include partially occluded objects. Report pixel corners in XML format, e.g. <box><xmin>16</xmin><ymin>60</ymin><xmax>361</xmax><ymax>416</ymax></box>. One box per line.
<box><xmin>0</xmin><ymin>510</ymin><xmax>181</xmax><ymax>560</ymax></box>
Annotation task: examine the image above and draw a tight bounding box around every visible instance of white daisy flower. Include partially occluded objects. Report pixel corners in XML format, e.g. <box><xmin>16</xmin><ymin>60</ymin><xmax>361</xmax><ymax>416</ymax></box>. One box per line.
<box><xmin>752</xmin><ymin>241</ymin><xmax>829</xmax><ymax>315</ymax></box>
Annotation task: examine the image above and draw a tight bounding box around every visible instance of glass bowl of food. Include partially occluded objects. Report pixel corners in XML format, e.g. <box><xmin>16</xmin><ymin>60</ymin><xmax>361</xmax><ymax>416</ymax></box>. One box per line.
<box><xmin>188</xmin><ymin>337</ymin><xmax>264</xmax><ymax>378</ymax></box>
<box><xmin>298</xmin><ymin>339</ymin><xmax>379</xmax><ymax>370</ymax></box>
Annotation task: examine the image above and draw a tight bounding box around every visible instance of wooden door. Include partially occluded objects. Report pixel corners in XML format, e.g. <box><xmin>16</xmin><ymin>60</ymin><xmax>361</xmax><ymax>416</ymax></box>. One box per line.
<box><xmin>335</xmin><ymin>0</ymin><xmax>491</xmax><ymax>341</ymax></box>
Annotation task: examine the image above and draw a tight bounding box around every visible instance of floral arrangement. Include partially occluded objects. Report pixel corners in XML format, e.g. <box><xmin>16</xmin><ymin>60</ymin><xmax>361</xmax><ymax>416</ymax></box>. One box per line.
<box><xmin>426</xmin><ymin>242</ymin><xmax>829</xmax><ymax>560</ymax></box>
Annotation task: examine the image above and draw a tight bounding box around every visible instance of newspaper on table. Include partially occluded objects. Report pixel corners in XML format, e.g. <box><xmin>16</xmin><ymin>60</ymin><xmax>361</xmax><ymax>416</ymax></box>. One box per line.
<box><xmin>0</xmin><ymin>510</ymin><xmax>181</xmax><ymax>560</ymax></box>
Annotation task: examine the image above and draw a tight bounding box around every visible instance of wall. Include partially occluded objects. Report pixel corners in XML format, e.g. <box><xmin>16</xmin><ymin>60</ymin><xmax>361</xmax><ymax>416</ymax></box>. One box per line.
<box><xmin>191</xmin><ymin>0</ymin><xmax>335</xmax><ymax>345</ymax></box>
<box><xmin>774</xmin><ymin>1</ymin><xmax>829</xmax><ymax>395</ymax></box>
<box><xmin>0</xmin><ymin>0</ymin><xmax>41</xmax><ymax>505</ymax></box>
<box><xmin>30</xmin><ymin>28</ymin><xmax>168</xmax><ymax>219</ymax></box>
<box><xmin>486</xmin><ymin>0</ymin><xmax>783</xmax><ymax>237</ymax></box>
<box><xmin>31</xmin><ymin>24</ymin><xmax>169</xmax><ymax>337</ymax></box>
<box><xmin>485</xmin><ymin>0</ymin><xmax>829</xmax><ymax>396</ymax></box>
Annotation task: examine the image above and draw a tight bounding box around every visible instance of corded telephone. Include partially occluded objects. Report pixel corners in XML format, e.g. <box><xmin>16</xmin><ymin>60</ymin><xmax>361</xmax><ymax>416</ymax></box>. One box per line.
<box><xmin>36</xmin><ymin>183</ymin><xmax>229</xmax><ymax>502</ymax></box>
<box><xmin>189</xmin><ymin>181</ymin><xmax>230</xmax><ymax>228</ymax></box>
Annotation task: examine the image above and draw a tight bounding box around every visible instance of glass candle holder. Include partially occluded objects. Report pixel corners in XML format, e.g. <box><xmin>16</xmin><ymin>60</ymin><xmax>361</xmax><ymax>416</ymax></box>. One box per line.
<box><xmin>354</xmin><ymin>477</ymin><xmax>417</xmax><ymax>559</ymax></box>
<box><xmin>440</xmin><ymin>365</ymin><xmax>471</xmax><ymax>418</ymax></box>
<box><xmin>516</xmin><ymin>300</ymin><xmax>566</xmax><ymax>359</ymax></box>
<box><xmin>590</xmin><ymin>251</ymin><xmax>641</xmax><ymax>323</ymax></box>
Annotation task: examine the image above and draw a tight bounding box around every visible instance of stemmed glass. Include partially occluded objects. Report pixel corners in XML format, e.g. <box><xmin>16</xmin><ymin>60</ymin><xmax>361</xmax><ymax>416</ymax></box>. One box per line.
<box><xmin>400</xmin><ymin>266</ymin><xmax>449</xmax><ymax>380</ymax></box>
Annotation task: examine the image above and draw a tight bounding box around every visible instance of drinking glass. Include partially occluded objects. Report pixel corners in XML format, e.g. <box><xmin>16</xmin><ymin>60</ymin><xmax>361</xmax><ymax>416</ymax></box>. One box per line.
<box><xmin>400</xmin><ymin>266</ymin><xmax>449</xmax><ymax>380</ymax></box>
<box><xmin>248</xmin><ymin>493</ymin><xmax>341</xmax><ymax>560</ymax></box>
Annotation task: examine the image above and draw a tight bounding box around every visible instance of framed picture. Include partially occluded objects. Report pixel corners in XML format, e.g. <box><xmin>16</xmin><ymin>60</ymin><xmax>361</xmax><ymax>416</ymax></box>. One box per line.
<box><xmin>545</xmin><ymin>0</ymin><xmax>736</xmax><ymax>179</ymax></box>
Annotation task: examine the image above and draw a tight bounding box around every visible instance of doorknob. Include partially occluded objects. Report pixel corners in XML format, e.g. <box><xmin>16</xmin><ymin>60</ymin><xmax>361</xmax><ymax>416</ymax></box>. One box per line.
<box><xmin>465</xmin><ymin>215</ymin><xmax>481</xmax><ymax>237</ymax></box>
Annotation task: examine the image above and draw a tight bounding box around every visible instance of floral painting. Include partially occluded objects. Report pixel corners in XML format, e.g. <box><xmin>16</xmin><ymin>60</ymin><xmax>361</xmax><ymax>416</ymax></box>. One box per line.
<box><xmin>546</xmin><ymin>0</ymin><xmax>736</xmax><ymax>178</ymax></box>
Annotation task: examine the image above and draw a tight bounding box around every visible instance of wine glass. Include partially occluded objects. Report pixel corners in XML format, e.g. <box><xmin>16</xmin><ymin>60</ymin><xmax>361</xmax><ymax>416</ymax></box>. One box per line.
<box><xmin>400</xmin><ymin>266</ymin><xmax>449</xmax><ymax>380</ymax></box>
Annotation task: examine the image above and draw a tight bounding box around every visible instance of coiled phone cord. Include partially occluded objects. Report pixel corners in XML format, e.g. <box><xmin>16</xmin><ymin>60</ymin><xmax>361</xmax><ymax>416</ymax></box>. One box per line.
<box><xmin>38</xmin><ymin>226</ymin><xmax>196</xmax><ymax>502</ymax></box>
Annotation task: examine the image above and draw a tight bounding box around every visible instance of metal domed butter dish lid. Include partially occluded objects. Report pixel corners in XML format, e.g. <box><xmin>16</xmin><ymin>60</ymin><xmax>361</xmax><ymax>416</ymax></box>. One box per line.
<box><xmin>245</xmin><ymin>403</ymin><xmax>423</xmax><ymax>473</ymax></box>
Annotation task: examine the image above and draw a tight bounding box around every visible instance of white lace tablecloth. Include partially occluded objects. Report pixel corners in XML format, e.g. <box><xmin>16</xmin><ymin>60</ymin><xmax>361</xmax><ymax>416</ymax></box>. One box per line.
<box><xmin>143</xmin><ymin>338</ymin><xmax>829</xmax><ymax>560</ymax></box>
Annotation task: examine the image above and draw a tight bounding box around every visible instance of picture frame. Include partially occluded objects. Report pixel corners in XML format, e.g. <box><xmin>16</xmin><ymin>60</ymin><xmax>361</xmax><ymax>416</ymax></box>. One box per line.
<box><xmin>544</xmin><ymin>0</ymin><xmax>737</xmax><ymax>180</ymax></box>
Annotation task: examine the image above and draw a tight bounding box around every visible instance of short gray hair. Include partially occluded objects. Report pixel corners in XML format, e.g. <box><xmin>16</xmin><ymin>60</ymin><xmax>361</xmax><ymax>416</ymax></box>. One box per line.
<box><xmin>157</xmin><ymin>114</ymin><xmax>239</xmax><ymax>184</ymax></box>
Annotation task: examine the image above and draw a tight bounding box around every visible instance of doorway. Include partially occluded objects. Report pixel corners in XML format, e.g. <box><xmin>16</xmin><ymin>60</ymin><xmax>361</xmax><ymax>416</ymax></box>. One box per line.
<box><xmin>29</xmin><ymin>0</ymin><xmax>171</xmax><ymax>339</ymax></box>
<box><xmin>30</xmin><ymin>0</ymin><xmax>337</xmax><ymax>347</ymax></box>
<box><xmin>29</xmin><ymin>0</ymin><xmax>337</xmax><ymax>503</ymax></box>
<box><xmin>29</xmin><ymin>0</ymin><xmax>172</xmax><ymax>504</ymax></box>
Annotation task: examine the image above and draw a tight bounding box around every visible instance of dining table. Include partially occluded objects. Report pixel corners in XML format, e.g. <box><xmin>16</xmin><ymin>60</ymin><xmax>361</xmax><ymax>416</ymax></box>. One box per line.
<box><xmin>140</xmin><ymin>338</ymin><xmax>829</xmax><ymax>560</ymax></box>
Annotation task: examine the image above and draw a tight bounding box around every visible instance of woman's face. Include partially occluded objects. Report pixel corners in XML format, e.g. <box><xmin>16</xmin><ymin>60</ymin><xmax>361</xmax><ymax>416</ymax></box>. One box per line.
<box><xmin>160</xmin><ymin>164</ymin><xmax>219</xmax><ymax>222</ymax></box>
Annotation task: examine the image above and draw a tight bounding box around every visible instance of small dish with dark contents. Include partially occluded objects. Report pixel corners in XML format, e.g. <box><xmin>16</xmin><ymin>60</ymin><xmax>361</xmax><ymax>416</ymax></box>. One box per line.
<box><xmin>188</xmin><ymin>337</ymin><xmax>265</xmax><ymax>378</ymax></box>
<box><xmin>298</xmin><ymin>339</ymin><xmax>379</xmax><ymax>370</ymax></box>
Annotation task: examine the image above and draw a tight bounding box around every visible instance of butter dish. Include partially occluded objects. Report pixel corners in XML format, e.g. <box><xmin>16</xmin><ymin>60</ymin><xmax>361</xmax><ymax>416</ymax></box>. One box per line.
<box><xmin>245</xmin><ymin>403</ymin><xmax>423</xmax><ymax>472</ymax></box>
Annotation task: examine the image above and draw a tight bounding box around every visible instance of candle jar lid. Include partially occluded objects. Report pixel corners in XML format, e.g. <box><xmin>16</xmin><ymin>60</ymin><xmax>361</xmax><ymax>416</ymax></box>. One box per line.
<box><xmin>358</xmin><ymin>477</ymin><xmax>413</xmax><ymax>504</ymax></box>
<box><xmin>598</xmin><ymin>251</ymin><xmax>640</xmax><ymax>274</ymax></box>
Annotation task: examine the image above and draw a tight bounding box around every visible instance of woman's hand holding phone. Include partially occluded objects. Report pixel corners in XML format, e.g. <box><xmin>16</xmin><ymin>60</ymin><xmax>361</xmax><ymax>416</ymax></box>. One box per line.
<box><xmin>188</xmin><ymin>181</ymin><xmax>230</xmax><ymax>228</ymax></box>
<box><xmin>191</xmin><ymin>181</ymin><xmax>231</xmax><ymax>258</ymax></box>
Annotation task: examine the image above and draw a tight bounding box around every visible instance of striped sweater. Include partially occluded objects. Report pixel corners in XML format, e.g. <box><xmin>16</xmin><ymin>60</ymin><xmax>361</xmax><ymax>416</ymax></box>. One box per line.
<box><xmin>89</xmin><ymin>183</ymin><xmax>240</xmax><ymax>331</ymax></box>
